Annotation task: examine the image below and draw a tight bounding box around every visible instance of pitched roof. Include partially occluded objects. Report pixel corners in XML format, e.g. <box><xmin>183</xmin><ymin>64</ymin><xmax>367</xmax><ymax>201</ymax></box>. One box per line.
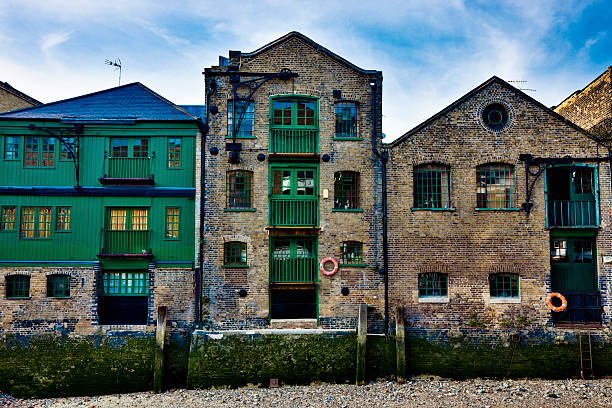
<box><xmin>0</xmin><ymin>81</ymin><xmax>41</xmax><ymax>105</ymax></box>
<box><xmin>0</xmin><ymin>82</ymin><xmax>197</xmax><ymax>121</ymax></box>
<box><xmin>388</xmin><ymin>76</ymin><xmax>598</xmax><ymax>148</ymax></box>
<box><xmin>241</xmin><ymin>31</ymin><xmax>380</xmax><ymax>76</ymax></box>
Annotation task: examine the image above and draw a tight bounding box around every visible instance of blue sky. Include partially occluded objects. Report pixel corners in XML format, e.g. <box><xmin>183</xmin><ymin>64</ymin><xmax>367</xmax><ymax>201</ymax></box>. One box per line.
<box><xmin>1</xmin><ymin>0</ymin><xmax>610</xmax><ymax>141</ymax></box>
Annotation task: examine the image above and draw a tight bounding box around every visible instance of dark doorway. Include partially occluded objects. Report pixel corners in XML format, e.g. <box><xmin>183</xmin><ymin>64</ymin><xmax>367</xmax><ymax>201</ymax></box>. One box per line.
<box><xmin>270</xmin><ymin>287</ymin><xmax>316</xmax><ymax>319</ymax></box>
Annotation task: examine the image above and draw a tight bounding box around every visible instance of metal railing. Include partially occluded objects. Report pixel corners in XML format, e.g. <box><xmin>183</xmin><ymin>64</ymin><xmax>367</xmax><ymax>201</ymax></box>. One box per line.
<box><xmin>107</xmin><ymin>157</ymin><xmax>152</xmax><ymax>179</ymax></box>
<box><xmin>270</xmin><ymin>128</ymin><xmax>318</xmax><ymax>153</ymax></box>
<box><xmin>269</xmin><ymin>198</ymin><xmax>318</xmax><ymax>226</ymax></box>
<box><xmin>270</xmin><ymin>257</ymin><xmax>317</xmax><ymax>283</ymax></box>
<box><xmin>547</xmin><ymin>200</ymin><xmax>597</xmax><ymax>227</ymax></box>
<box><xmin>101</xmin><ymin>229</ymin><xmax>151</xmax><ymax>255</ymax></box>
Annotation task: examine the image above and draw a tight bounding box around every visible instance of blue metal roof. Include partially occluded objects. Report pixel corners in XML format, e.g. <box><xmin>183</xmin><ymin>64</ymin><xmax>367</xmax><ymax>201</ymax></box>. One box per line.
<box><xmin>0</xmin><ymin>82</ymin><xmax>198</xmax><ymax>121</ymax></box>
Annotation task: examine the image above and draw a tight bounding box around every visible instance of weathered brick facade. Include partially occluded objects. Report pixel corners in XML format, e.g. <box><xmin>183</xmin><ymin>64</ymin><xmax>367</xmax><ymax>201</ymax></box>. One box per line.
<box><xmin>554</xmin><ymin>66</ymin><xmax>612</xmax><ymax>132</ymax></box>
<box><xmin>202</xmin><ymin>32</ymin><xmax>385</xmax><ymax>330</ymax></box>
<box><xmin>387</xmin><ymin>77</ymin><xmax>612</xmax><ymax>333</ymax></box>
<box><xmin>0</xmin><ymin>82</ymin><xmax>40</xmax><ymax>113</ymax></box>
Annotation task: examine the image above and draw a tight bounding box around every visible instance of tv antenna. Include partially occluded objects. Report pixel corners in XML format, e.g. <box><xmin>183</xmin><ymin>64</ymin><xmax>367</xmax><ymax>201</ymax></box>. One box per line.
<box><xmin>508</xmin><ymin>80</ymin><xmax>535</xmax><ymax>92</ymax></box>
<box><xmin>105</xmin><ymin>58</ymin><xmax>122</xmax><ymax>86</ymax></box>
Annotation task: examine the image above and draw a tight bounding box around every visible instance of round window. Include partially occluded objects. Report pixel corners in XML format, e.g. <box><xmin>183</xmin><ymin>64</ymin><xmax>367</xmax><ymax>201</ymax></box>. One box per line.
<box><xmin>481</xmin><ymin>103</ymin><xmax>509</xmax><ymax>131</ymax></box>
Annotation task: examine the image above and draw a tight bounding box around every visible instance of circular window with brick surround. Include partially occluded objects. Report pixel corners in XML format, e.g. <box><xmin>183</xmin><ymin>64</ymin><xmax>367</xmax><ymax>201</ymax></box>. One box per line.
<box><xmin>481</xmin><ymin>103</ymin><xmax>509</xmax><ymax>131</ymax></box>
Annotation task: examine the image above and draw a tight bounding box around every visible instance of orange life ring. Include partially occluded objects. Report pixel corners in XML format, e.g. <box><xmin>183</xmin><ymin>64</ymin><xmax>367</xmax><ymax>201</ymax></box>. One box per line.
<box><xmin>320</xmin><ymin>257</ymin><xmax>339</xmax><ymax>276</ymax></box>
<box><xmin>546</xmin><ymin>292</ymin><xmax>567</xmax><ymax>312</ymax></box>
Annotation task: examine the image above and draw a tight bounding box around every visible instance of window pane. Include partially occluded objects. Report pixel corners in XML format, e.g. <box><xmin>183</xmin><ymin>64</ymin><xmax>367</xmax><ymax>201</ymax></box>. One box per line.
<box><xmin>227</xmin><ymin>171</ymin><xmax>253</xmax><ymax>208</ymax></box>
<box><xmin>273</xmin><ymin>170</ymin><xmax>292</xmax><ymax>195</ymax></box>
<box><xmin>414</xmin><ymin>164</ymin><xmax>451</xmax><ymax>209</ymax></box>
<box><xmin>1</xmin><ymin>206</ymin><xmax>16</xmax><ymax>230</ymax></box>
<box><xmin>111</xmin><ymin>139</ymin><xmax>128</xmax><ymax>157</ymax></box>
<box><xmin>334</xmin><ymin>171</ymin><xmax>360</xmax><ymax>209</ymax></box>
<box><xmin>7</xmin><ymin>275</ymin><xmax>30</xmax><ymax>298</ymax></box>
<box><xmin>574</xmin><ymin>240</ymin><xmax>593</xmax><ymax>263</ymax></box>
<box><xmin>20</xmin><ymin>207</ymin><xmax>36</xmax><ymax>238</ymax></box>
<box><xmin>168</xmin><ymin>138</ymin><xmax>181</xmax><ymax>167</ymax></box>
<box><xmin>5</xmin><ymin>136</ymin><xmax>19</xmax><ymax>159</ymax></box>
<box><xmin>131</xmin><ymin>208</ymin><xmax>148</xmax><ymax>230</ymax></box>
<box><xmin>102</xmin><ymin>271</ymin><xmax>148</xmax><ymax>295</ymax></box>
<box><xmin>477</xmin><ymin>164</ymin><xmax>515</xmax><ymax>208</ymax></box>
<box><xmin>37</xmin><ymin>207</ymin><xmax>52</xmax><ymax>238</ymax></box>
<box><xmin>273</xmin><ymin>240</ymin><xmax>291</xmax><ymax>259</ymax></box>
<box><xmin>296</xmin><ymin>170</ymin><xmax>314</xmax><ymax>196</ymax></box>
<box><xmin>133</xmin><ymin>139</ymin><xmax>149</xmax><ymax>158</ymax></box>
<box><xmin>109</xmin><ymin>209</ymin><xmax>127</xmax><ymax>230</ymax></box>
<box><xmin>572</xmin><ymin>168</ymin><xmax>594</xmax><ymax>194</ymax></box>
<box><xmin>41</xmin><ymin>137</ymin><xmax>54</xmax><ymax>167</ymax></box>
<box><xmin>47</xmin><ymin>274</ymin><xmax>70</xmax><ymax>297</ymax></box>
<box><xmin>56</xmin><ymin>207</ymin><xmax>71</xmax><ymax>231</ymax></box>
<box><xmin>60</xmin><ymin>137</ymin><xmax>75</xmax><ymax>160</ymax></box>
<box><xmin>25</xmin><ymin>136</ymin><xmax>38</xmax><ymax>167</ymax></box>
<box><xmin>228</xmin><ymin>101</ymin><xmax>254</xmax><ymax>138</ymax></box>
<box><xmin>165</xmin><ymin>207</ymin><xmax>180</xmax><ymax>239</ymax></box>
<box><xmin>273</xmin><ymin>101</ymin><xmax>292</xmax><ymax>126</ymax></box>
<box><xmin>489</xmin><ymin>273</ymin><xmax>519</xmax><ymax>297</ymax></box>
<box><xmin>335</xmin><ymin>103</ymin><xmax>357</xmax><ymax>137</ymax></box>
<box><xmin>224</xmin><ymin>242</ymin><xmax>247</xmax><ymax>265</ymax></box>
<box><xmin>418</xmin><ymin>273</ymin><xmax>448</xmax><ymax>297</ymax></box>
<box><xmin>342</xmin><ymin>241</ymin><xmax>362</xmax><ymax>264</ymax></box>
<box><xmin>550</xmin><ymin>240</ymin><xmax>568</xmax><ymax>262</ymax></box>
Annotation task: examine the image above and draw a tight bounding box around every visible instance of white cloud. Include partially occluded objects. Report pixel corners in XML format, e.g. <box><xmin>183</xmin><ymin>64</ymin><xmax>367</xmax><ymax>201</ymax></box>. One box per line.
<box><xmin>41</xmin><ymin>31</ymin><xmax>73</xmax><ymax>53</ymax></box>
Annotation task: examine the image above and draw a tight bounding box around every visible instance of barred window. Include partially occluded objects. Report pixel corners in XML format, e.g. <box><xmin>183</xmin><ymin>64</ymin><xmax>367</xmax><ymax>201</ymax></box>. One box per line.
<box><xmin>341</xmin><ymin>241</ymin><xmax>363</xmax><ymax>265</ymax></box>
<box><xmin>1</xmin><ymin>206</ymin><xmax>16</xmax><ymax>230</ymax></box>
<box><xmin>335</xmin><ymin>102</ymin><xmax>357</xmax><ymax>138</ymax></box>
<box><xmin>56</xmin><ymin>207</ymin><xmax>71</xmax><ymax>231</ymax></box>
<box><xmin>334</xmin><ymin>171</ymin><xmax>360</xmax><ymax>209</ymax></box>
<box><xmin>418</xmin><ymin>273</ymin><xmax>448</xmax><ymax>297</ymax></box>
<box><xmin>165</xmin><ymin>207</ymin><xmax>180</xmax><ymax>239</ymax></box>
<box><xmin>4</xmin><ymin>136</ymin><xmax>19</xmax><ymax>159</ymax></box>
<box><xmin>168</xmin><ymin>138</ymin><xmax>181</xmax><ymax>167</ymax></box>
<box><xmin>20</xmin><ymin>207</ymin><xmax>51</xmax><ymax>238</ymax></box>
<box><xmin>489</xmin><ymin>273</ymin><xmax>519</xmax><ymax>298</ymax></box>
<box><xmin>413</xmin><ymin>164</ymin><xmax>452</xmax><ymax>209</ymax></box>
<box><xmin>224</xmin><ymin>241</ymin><xmax>247</xmax><ymax>266</ymax></box>
<box><xmin>228</xmin><ymin>100</ymin><xmax>254</xmax><ymax>138</ymax></box>
<box><xmin>6</xmin><ymin>275</ymin><xmax>30</xmax><ymax>298</ymax></box>
<box><xmin>25</xmin><ymin>137</ymin><xmax>54</xmax><ymax>167</ymax></box>
<box><xmin>47</xmin><ymin>274</ymin><xmax>70</xmax><ymax>298</ymax></box>
<box><xmin>102</xmin><ymin>271</ymin><xmax>148</xmax><ymax>295</ymax></box>
<box><xmin>60</xmin><ymin>137</ymin><xmax>75</xmax><ymax>160</ymax></box>
<box><xmin>477</xmin><ymin>164</ymin><xmax>515</xmax><ymax>208</ymax></box>
<box><xmin>227</xmin><ymin>170</ymin><xmax>253</xmax><ymax>209</ymax></box>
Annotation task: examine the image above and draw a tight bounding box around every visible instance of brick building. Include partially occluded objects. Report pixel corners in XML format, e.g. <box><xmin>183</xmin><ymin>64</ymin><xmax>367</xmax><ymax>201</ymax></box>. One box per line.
<box><xmin>554</xmin><ymin>66</ymin><xmax>612</xmax><ymax>134</ymax></box>
<box><xmin>202</xmin><ymin>32</ymin><xmax>386</xmax><ymax>330</ymax></box>
<box><xmin>0</xmin><ymin>81</ymin><xmax>41</xmax><ymax>113</ymax></box>
<box><xmin>0</xmin><ymin>83</ymin><xmax>202</xmax><ymax>335</ymax></box>
<box><xmin>387</xmin><ymin>76</ymin><xmax>612</xmax><ymax>332</ymax></box>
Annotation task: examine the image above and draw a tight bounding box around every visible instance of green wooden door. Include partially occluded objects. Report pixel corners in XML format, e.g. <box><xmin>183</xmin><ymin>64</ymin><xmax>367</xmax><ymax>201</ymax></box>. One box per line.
<box><xmin>270</xmin><ymin>237</ymin><xmax>318</xmax><ymax>283</ymax></box>
<box><xmin>269</xmin><ymin>165</ymin><xmax>319</xmax><ymax>226</ymax></box>
<box><xmin>550</xmin><ymin>235</ymin><xmax>597</xmax><ymax>293</ymax></box>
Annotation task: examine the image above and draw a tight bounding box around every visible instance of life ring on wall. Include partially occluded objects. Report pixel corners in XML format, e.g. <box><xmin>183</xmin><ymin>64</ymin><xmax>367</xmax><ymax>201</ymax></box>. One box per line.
<box><xmin>320</xmin><ymin>257</ymin><xmax>339</xmax><ymax>276</ymax></box>
<box><xmin>546</xmin><ymin>292</ymin><xmax>568</xmax><ymax>312</ymax></box>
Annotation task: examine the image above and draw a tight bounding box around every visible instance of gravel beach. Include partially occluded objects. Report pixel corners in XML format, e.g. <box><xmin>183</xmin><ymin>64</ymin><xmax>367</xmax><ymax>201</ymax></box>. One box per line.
<box><xmin>24</xmin><ymin>378</ymin><xmax>612</xmax><ymax>408</ymax></box>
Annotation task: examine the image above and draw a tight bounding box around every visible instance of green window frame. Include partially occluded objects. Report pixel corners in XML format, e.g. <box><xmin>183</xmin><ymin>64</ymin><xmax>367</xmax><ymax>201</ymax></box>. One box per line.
<box><xmin>270</xmin><ymin>237</ymin><xmax>317</xmax><ymax>283</ymax></box>
<box><xmin>224</xmin><ymin>241</ymin><xmax>247</xmax><ymax>267</ymax></box>
<box><xmin>413</xmin><ymin>164</ymin><xmax>452</xmax><ymax>209</ymax></box>
<box><xmin>4</xmin><ymin>136</ymin><xmax>19</xmax><ymax>160</ymax></box>
<box><xmin>24</xmin><ymin>136</ymin><xmax>55</xmax><ymax>167</ymax></box>
<box><xmin>418</xmin><ymin>273</ymin><xmax>448</xmax><ymax>298</ymax></box>
<box><xmin>334</xmin><ymin>102</ymin><xmax>358</xmax><ymax>139</ymax></box>
<box><xmin>102</xmin><ymin>271</ymin><xmax>149</xmax><ymax>296</ymax></box>
<box><xmin>20</xmin><ymin>206</ymin><xmax>52</xmax><ymax>239</ymax></box>
<box><xmin>227</xmin><ymin>170</ymin><xmax>254</xmax><ymax>209</ymax></box>
<box><xmin>110</xmin><ymin>138</ymin><xmax>149</xmax><ymax>158</ymax></box>
<box><xmin>477</xmin><ymin>163</ymin><xmax>516</xmax><ymax>209</ymax></box>
<box><xmin>107</xmin><ymin>208</ymin><xmax>149</xmax><ymax>230</ymax></box>
<box><xmin>165</xmin><ymin>207</ymin><xmax>180</xmax><ymax>240</ymax></box>
<box><xmin>271</xmin><ymin>97</ymin><xmax>318</xmax><ymax>128</ymax></box>
<box><xmin>341</xmin><ymin>241</ymin><xmax>364</xmax><ymax>266</ymax></box>
<box><xmin>334</xmin><ymin>171</ymin><xmax>360</xmax><ymax>210</ymax></box>
<box><xmin>168</xmin><ymin>138</ymin><xmax>181</xmax><ymax>168</ymax></box>
<box><xmin>227</xmin><ymin>100</ymin><xmax>255</xmax><ymax>138</ymax></box>
<box><xmin>59</xmin><ymin>137</ymin><xmax>75</xmax><ymax>160</ymax></box>
<box><xmin>1</xmin><ymin>206</ymin><xmax>16</xmax><ymax>230</ymax></box>
<box><xmin>47</xmin><ymin>274</ymin><xmax>70</xmax><ymax>298</ymax></box>
<box><xmin>6</xmin><ymin>275</ymin><xmax>30</xmax><ymax>298</ymax></box>
<box><xmin>489</xmin><ymin>273</ymin><xmax>519</xmax><ymax>298</ymax></box>
<box><xmin>56</xmin><ymin>206</ymin><xmax>71</xmax><ymax>232</ymax></box>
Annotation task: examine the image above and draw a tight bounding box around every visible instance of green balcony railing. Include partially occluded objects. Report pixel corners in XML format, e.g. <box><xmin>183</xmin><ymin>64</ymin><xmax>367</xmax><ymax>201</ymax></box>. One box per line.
<box><xmin>107</xmin><ymin>157</ymin><xmax>152</xmax><ymax>179</ymax></box>
<box><xmin>269</xmin><ymin>198</ymin><xmax>318</xmax><ymax>227</ymax></box>
<box><xmin>271</xmin><ymin>257</ymin><xmax>317</xmax><ymax>283</ymax></box>
<box><xmin>547</xmin><ymin>200</ymin><xmax>597</xmax><ymax>227</ymax></box>
<box><xmin>102</xmin><ymin>229</ymin><xmax>151</xmax><ymax>255</ymax></box>
<box><xmin>270</xmin><ymin>128</ymin><xmax>318</xmax><ymax>154</ymax></box>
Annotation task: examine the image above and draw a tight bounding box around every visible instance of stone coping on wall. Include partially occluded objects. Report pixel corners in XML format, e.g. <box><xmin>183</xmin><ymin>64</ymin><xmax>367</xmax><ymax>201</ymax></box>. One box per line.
<box><xmin>193</xmin><ymin>328</ymin><xmax>356</xmax><ymax>336</ymax></box>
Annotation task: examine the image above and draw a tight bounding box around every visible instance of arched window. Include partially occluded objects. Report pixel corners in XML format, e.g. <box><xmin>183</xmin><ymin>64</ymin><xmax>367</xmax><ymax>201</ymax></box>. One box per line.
<box><xmin>413</xmin><ymin>164</ymin><xmax>452</xmax><ymax>209</ymax></box>
<box><xmin>334</xmin><ymin>171</ymin><xmax>360</xmax><ymax>210</ymax></box>
<box><xmin>224</xmin><ymin>241</ymin><xmax>247</xmax><ymax>267</ymax></box>
<box><xmin>227</xmin><ymin>170</ymin><xmax>253</xmax><ymax>209</ymax></box>
<box><xmin>47</xmin><ymin>274</ymin><xmax>70</xmax><ymax>298</ymax></box>
<box><xmin>6</xmin><ymin>274</ymin><xmax>30</xmax><ymax>298</ymax></box>
<box><xmin>476</xmin><ymin>163</ymin><xmax>515</xmax><ymax>209</ymax></box>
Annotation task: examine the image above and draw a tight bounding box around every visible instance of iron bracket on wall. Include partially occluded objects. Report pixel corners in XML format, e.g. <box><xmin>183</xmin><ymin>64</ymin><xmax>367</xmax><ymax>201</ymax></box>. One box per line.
<box><xmin>518</xmin><ymin>153</ymin><xmax>610</xmax><ymax>213</ymax></box>
<box><xmin>28</xmin><ymin>123</ymin><xmax>83</xmax><ymax>189</ymax></box>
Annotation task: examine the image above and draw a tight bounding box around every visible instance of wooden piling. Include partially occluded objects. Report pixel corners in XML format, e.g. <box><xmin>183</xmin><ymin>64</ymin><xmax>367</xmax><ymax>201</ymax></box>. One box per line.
<box><xmin>356</xmin><ymin>303</ymin><xmax>367</xmax><ymax>385</ymax></box>
<box><xmin>154</xmin><ymin>306</ymin><xmax>167</xmax><ymax>394</ymax></box>
<box><xmin>395</xmin><ymin>306</ymin><xmax>406</xmax><ymax>383</ymax></box>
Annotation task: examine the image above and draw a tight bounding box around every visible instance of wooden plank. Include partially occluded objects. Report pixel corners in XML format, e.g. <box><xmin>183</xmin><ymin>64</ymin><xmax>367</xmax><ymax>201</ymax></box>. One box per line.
<box><xmin>154</xmin><ymin>306</ymin><xmax>167</xmax><ymax>393</ymax></box>
<box><xmin>356</xmin><ymin>303</ymin><xmax>367</xmax><ymax>386</ymax></box>
<box><xmin>395</xmin><ymin>306</ymin><xmax>406</xmax><ymax>383</ymax></box>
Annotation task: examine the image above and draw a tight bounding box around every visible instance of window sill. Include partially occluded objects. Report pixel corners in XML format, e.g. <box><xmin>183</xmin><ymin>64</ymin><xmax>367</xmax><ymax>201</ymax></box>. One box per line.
<box><xmin>224</xmin><ymin>208</ymin><xmax>256</xmax><ymax>212</ymax></box>
<box><xmin>332</xmin><ymin>137</ymin><xmax>364</xmax><ymax>141</ymax></box>
<box><xmin>225</xmin><ymin>136</ymin><xmax>256</xmax><ymax>140</ymax></box>
<box><xmin>332</xmin><ymin>209</ymin><xmax>364</xmax><ymax>213</ymax></box>
<box><xmin>6</xmin><ymin>297</ymin><xmax>31</xmax><ymax>300</ymax></box>
<box><xmin>339</xmin><ymin>263</ymin><xmax>366</xmax><ymax>268</ymax></box>
<box><xmin>411</xmin><ymin>207</ymin><xmax>456</xmax><ymax>212</ymax></box>
<box><xmin>475</xmin><ymin>208</ymin><xmax>521</xmax><ymax>211</ymax></box>
<box><xmin>418</xmin><ymin>296</ymin><xmax>449</xmax><ymax>303</ymax></box>
<box><xmin>222</xmin><ymin>264</ymin><xmax>250</xmax><ymax>268</ymax></box>
<box><xmin>48</xmin><ymin>296</ymin><xmax>71</xmax><ymax>299</ymax></box>
<box><xmin>489</xmin><ymin>297</ymin><xmax>521</xmax><ymax>304</ymax></box>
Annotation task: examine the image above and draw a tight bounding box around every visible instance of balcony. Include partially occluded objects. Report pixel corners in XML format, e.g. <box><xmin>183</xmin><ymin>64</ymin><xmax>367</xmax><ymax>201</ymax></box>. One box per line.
<box><xmin>547</xmin><ymin>200</ymin><xmax>597</xmax><ymax>228</ymax></box>
<box><xmin>99</xmin><ymin>229</ymin><xmax>152</xmax><ymax>258</ymax></box>
<box><xmin>270</xmin><ymin>257</ymin><xmax>317</xmax><ymax>283</ymax></box>
<box><xmin>269</xmin><ymin>198</ymin><xmax>318</xmax><ymax>227</ymax></box>
<box><xmin>99</xmin><ymin>157</ymin><xmax>154</xmax><ymax>185</ymax></box>
<box><xmin>552</xmin><ymin>293</ymin><xmax>602</xmax><ymax>326</ymax></box>
<box><xmin>269</xmin><ymin>128</ymin><xmax>318</xmax><ymax>154</ymax></box>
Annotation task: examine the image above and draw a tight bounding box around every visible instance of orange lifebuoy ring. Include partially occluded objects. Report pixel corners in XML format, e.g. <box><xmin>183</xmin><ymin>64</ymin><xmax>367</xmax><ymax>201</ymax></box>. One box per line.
<box><xmin>320</xmin><ymin>257</ymin><xmax>339</xmax><ymax>276</ymax></box>
<box><xmin>546</xmin><ymin>292</ymin><xmax>567</xmax><ymax>312</ymax></box>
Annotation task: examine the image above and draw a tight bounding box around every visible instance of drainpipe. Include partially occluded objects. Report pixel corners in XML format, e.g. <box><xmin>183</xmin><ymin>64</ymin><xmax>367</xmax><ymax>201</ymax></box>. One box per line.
<box><xmin>370</xmin><ymin>76</ymin><xmax>390</xmax><ymax>335</ymax></box>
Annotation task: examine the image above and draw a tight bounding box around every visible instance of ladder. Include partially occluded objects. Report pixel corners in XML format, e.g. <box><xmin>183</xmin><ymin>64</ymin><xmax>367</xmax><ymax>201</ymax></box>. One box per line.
<box><xmin>579</xmin><ymin>329</ymin><xmax>594</xmax><ymax>380</ymax></box>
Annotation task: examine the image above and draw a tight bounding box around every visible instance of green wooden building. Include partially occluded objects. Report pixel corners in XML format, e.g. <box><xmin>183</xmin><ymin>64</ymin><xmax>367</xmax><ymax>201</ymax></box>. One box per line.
<box><xmin>0</xmin><ymin>83</ymin><xmax>203</xmax><ymax>332</ymax></box>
